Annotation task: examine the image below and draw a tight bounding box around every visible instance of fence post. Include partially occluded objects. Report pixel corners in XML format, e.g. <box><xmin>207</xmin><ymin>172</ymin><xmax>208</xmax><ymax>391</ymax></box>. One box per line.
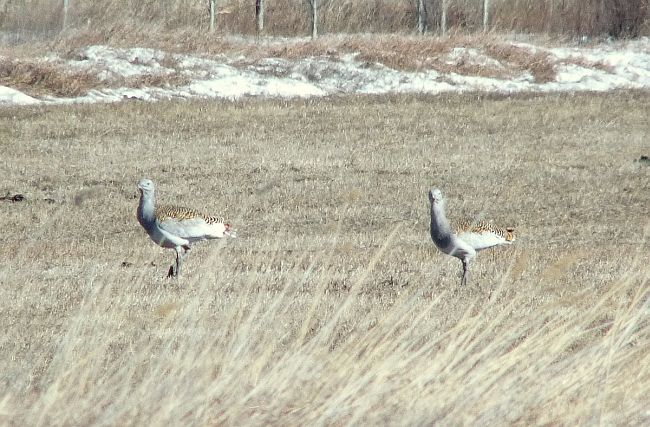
<box><xmin>546</xmin><ymin>0</ymin><xmax>554</xmax><ymax>32</ymax></box>
<box><xmin>417</xmin><ymin>0</ymin><xmax>427</xmax><ymax>34</ymax></box>
<box><xmin>441</xmin><ymin>0</ymin><xmax>447</xmax><ymax>36</ymax></box>
<box><xmin>209</xmin><ymin>0</ymin><xmax>216</xmax><ymax>32</ymax></box>
<box><xmin>483</xmin><ymin>0</ymin><xmax>489</xmax><ymax>32</ymax></box>
<box><xmin>311</xmin><ymin>0</ymin><xmax>319</xmax><ymax>38</ymax></box>
<box><xmin>62</xmin><ymin>0</ymin><xmax>69</xmax><ymax>30</ymax></box>
<box><xmin>256</xmin><ymin>0</ymin><xmax>265</xmax><ymax>34</ymax></box>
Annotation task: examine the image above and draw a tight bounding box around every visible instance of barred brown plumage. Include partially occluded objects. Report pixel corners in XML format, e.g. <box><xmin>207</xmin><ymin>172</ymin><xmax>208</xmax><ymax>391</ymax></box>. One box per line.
<box><xmin>155</xmin><ymin>206</ymin><xmax>225</xmax><ymax>225</ymax></box>
<box><xmin>452</xmin><ymin>220</ymin><xmax>516</xmax><ymax>242</ymax></box>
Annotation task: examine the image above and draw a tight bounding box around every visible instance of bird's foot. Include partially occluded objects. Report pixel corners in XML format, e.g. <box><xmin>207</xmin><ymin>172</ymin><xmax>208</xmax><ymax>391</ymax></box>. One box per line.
<box><xmin>167</xmin><ymin>264</ymin><xmax>177</xmax><ymax>278</ymax></box>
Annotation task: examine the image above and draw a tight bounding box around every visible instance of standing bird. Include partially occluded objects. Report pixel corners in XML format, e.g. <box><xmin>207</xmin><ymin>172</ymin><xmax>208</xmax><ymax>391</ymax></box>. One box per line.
<box><xmin>136</xmin><ymin>178</ymin><xmax>235</xmax><ymax>278</ymax></box>
<box><xmin>428</xmin><ymin>188</ymin><xmax>514</xmax><ymax>286</ymax></box>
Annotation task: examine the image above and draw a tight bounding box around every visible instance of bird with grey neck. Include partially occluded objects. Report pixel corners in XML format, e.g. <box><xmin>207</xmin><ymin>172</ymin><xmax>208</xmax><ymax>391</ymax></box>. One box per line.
<box><xmin>137</xmin><ymin>178</ymin><xmax>236</xmax><ymax>278</ymax></box>
<box><xmin>428</xmin><ymin>188</ymin><xmax>514</xmax><ymax>286</ymax></box>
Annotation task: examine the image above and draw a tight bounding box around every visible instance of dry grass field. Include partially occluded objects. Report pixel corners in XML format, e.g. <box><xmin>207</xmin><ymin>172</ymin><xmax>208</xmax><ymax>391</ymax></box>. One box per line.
<box><xmin>1</xmin><ymin>0</ymin><xmax>648</xmax><ymax>38</ymax></box>
<box><xmin>1</xmin><ymin>92</ymin><xmax>649</xmax><ymax>425</ymax></box>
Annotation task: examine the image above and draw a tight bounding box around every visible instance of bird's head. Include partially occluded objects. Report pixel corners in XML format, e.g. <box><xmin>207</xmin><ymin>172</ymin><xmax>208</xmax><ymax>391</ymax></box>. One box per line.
<box><xmin>428</xmin><ymin>188</ymin><xmax>444</xmax><ymax>206</ymax></box>
<box><xmin>137</xmin><ymin>178</ymin><xmax>155</xmax><ymax>195</ymax></box>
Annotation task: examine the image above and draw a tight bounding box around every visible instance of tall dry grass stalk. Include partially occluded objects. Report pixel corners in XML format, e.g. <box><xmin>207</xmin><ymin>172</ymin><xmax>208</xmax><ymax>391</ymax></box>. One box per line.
<box><xmin>0</xmin><ymin>0</ymin><xmax>647</xmax><ymax>44</ymax></box>
<box><xmin>1</xmin><ymin>235</ymin><xmax>648</xmax><ymax>425</ymax></box>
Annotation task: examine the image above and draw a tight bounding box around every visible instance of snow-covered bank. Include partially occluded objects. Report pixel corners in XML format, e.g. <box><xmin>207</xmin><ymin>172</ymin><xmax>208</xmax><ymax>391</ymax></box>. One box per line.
<box><xmin>1</xmin><ymin>37</ymin><xmax>649</xmax><ymax>106</ymax></box>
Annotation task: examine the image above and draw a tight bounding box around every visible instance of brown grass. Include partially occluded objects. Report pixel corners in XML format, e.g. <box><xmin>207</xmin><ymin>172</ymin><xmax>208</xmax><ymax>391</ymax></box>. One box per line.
<box><xmin>1</xmin><ymin>92</ymin><xmax>649</xmax><ymax>425</ymax></box>
<box><xmin>483</xmin><ymin>42</ymin><xmax>555</xmax><ymax>83</ymax></box>
<box><xmin>0</xmin><ymin>0</ymin><xmax>647</xmax><ymax>46</ymax></box>
<box><xmin>229</xmin><ymin>34</ymin><xmax>524</xmax><ymax>78</ymax></box>
<box><xmin>492</xmin><ymin>0</ymin><xmax>649</xmax><ymax>37</ymax></box>
<box><xmin>0</xmin><ymin>57</ymin><xmax>101</xmax><ymax>97</ymax></box>
<box><xmin>0</xmin><ymin>53</ymin><xmax>191</xmax><ymax>98</ymax></box>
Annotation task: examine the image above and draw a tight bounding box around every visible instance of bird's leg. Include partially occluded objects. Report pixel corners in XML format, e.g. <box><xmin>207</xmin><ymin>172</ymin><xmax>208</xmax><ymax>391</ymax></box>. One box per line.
<box><xmin>175</xmin><ymin>246</ymin><xmax>183</xmax><ymax>277</ymax></box>
<box><xmin>167</xmin><ymin>247</ymin><xmax>182</xmax><ymax>278</ymax></box>
<box><xmin>181</xmin><ymin>245</ymin><xmax>191</xmax><ymax>262</ymax></box>
<box><xmin>460</xmin><ymin>259</ymin><xmax>468</xmax><ymax>286</ymax></box>
<box><xmin>167</xmin><ymin>246</ymin><xmax>191</xmax><ymax>279</ymax></box>
<box><xmin>179</xmin><ymin>245</ymin><xmax>192</xmax><ymax>275</ymax></box>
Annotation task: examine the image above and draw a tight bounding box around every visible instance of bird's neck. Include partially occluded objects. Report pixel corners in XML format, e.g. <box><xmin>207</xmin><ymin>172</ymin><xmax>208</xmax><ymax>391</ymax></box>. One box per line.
<box><xmin>137</xmin><ymin>191</ymin><xmax>156</xmax><ymax>227</ymax></box>
<box><xmin>430</xmin><ymin>202</ymin><xmax>453</xmax><ymax>244</ymax></box>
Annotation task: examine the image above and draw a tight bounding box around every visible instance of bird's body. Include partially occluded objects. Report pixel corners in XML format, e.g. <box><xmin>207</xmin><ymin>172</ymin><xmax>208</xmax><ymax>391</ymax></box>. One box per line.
<box><xmin>428</xmin><ymin>188</ymin><xmax>514</xmax><ymax>286</ymax></box>
<box><xmin>137</xmin><ymin>179</ymin><xmax>235</xmax><ymax>277</ymax></box>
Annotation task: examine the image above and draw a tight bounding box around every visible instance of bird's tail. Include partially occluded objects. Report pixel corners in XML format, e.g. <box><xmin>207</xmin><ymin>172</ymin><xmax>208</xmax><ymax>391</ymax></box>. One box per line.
<box><xmin>224</xmin><ymin>223</ymin><xmax>237</xmax><ymax>238</ymax></box>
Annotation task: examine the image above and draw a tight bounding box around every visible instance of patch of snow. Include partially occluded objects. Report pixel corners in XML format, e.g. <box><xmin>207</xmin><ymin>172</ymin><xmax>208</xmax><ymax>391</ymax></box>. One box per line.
<box><xmin>554</xmin><ymin>64</ymin><xmax>635</xmax><ymax>91</ymax></box>
<box><xmin>67</xmin><ymin>45</ymin><xmax>174</xmax><ymax>80</ymax></box>
<box><xmin>1</xmin><ymin>38</ymin><xmax>649</xmax><ymax>107</ymax></box>
<box><xmin>0</xmin><ymin>85</ymin><xmax>39</xmax><ymax>105</ymax></box>
<box><xmin>186</xmin><ymin>74</ymin><xmax>325</xmax><ymax>100</ymax></box>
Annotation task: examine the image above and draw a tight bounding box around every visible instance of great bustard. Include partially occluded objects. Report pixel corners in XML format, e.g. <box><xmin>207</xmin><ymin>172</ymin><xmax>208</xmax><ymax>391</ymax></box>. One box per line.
<box><xmin>428</xmin><ymin>188</ymin><xmax>514</xmax><ymax>286</ymax></box>
<box><xmin>136</xmin><ymin>178</ymin><xmax>235</xmax><ymax>278</ymax></box>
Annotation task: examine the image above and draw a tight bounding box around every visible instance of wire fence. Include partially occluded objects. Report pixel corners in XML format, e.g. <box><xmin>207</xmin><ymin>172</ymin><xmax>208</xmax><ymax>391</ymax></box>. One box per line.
<box><xmin>0</xmin><ymin>0</ymin><xmax>647</xmax><ymax>43</ymax></box>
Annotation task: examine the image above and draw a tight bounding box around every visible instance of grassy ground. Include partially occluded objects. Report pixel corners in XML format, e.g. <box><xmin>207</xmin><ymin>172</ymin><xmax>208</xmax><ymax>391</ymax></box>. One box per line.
<box><xmin>1</xmin><ymin>92</ymin><xmax>649</xmax><ymax>425</ymax></box>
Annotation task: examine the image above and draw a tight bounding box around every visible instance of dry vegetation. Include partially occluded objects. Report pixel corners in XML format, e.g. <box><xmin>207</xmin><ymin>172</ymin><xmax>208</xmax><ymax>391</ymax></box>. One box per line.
<box><xmin>2</xmin><ymin>2</ymin><xmax>646</xmax><ymax>99</ymax></box>
<box><xmin>0</xmin><ymin>52</ymin><xmax>192</xmax><ymax>98</ymax></box>
<box><xmin>0</xmin><ymin>0</ymin><xmax>648</xmax><ymax>44</ymax></box>
<box><xmin>0</xmin><ymin>56</ymin><xmax>100</xmax><ymax>96</ymax></box>
<box><xmin>1</xmin><ymin>36</ymin><xmax>538</xmax><ymax>103</ymax></box>
<box><xmin>1</xmin><ymin>92</ymin><xmax>649</xmax><ymax>424</ymax></box>
<box><xmin>0</xmin><ymin>32</ymin><xmax>605</xmax><ymax>99</ymax></box>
